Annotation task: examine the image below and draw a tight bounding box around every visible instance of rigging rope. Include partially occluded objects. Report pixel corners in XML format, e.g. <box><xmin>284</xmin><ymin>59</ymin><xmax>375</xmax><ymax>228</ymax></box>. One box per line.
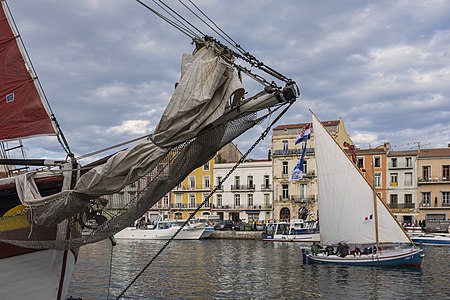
<box><xmin>114</xmin><ymin>101</ymin><xmax>294</xmax><ymax>299</ymax></box>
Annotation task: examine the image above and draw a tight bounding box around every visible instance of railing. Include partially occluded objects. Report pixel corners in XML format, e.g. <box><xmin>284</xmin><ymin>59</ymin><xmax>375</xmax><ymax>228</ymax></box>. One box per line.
<box><xmin>231</xmin><ymin>184</ymin><xmax>255</xmax><ymax>191</ymax></box>
<box><xmin>387</xmin><ymin>203</ymin><xmax>415</xmax><ymax>209</ymax></box>
<box><xmin>212</xmin><ymin>204</ymin><xmax>272</xmax><ymax>210</ymax></box>
<box><xmin>278</xmin><ymin>195</ymin><xmax>315</xmax><ymax>203</ymax></box>
<box><xmin>261</xmin><ymin>184</ymin><xmax>272</xmax><ymax>190</ymax></box>
<box><xmin>418</xmin><ymin>177</ymin><xmax>450</xmax><ymax>183</ymax></box>
<box><xmin>420</xmin><ymin>201</ymin><xmax>432</xmax><ymax>207</ymax></box>
<box><xmin>272</xmin><ymin>148</ymin><xmax>315</xmax><ymax>156</ymax></box>
<box><xmin>388</xmin><ymin>163</ymin><xmax>414</xmax><ymax>169</ymax></box>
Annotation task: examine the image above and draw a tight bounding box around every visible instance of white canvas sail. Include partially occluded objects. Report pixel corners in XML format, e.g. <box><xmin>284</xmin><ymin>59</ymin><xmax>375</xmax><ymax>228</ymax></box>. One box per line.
<box><xmin>312</xmin><ymin>114</ymin><xmax>410</xmax><ymax>245</ymax></box>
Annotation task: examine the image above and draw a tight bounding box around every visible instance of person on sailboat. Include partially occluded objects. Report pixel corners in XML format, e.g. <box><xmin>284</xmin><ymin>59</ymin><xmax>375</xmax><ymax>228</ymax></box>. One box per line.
<box><xmin>310</xmin><ymin>242</ymin><xmax>321</xmax><ymax>256</ymax></box>
<box><xmin>324</xmin><ymin>245</ymin><xmax>334</xmax><ymax>256</ymax></box>
<box><xmin>335</xmin><ymin>242</ymin><xmax>349</xmax><ymax>257</ymax></box>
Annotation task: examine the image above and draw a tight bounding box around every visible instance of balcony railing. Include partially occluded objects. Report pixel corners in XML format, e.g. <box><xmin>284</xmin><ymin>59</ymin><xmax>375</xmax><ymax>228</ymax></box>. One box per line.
<box><xmin>387</xmin><ymin>203</ymin><xmax>415</xmax><ymax>209</ymax></box>
<box><xmin>388</xmin><ymin>163</ymin><xmax>414</xmax><ymax>169</ymax></box>
<box><xmin>418</xmin><ymin>177</ymin><xmax>450</xmax><ymax>183</ymax></box>
<box><xmin>273</xmin><ymin>148</ymin><xmax>315</xmax><ymax>156</ymax></box>
<box><xmin>231</xmin><ymin>184</ymin><xmax>255</xmax><ymax>191</ymax></box>
<box><xmin>212</xmin><ymin>204</ymin><xmax>272</xmax><ymax>210</ymax></box>
<box><xmin>261</xmin><ymin>184</ymin><xmax>272</xmax><ymax>190</ymax></box>
<box><xmin>278</xmin><ymin>195</ymin><xmax>316</xmax><ymax>203</ymax></box>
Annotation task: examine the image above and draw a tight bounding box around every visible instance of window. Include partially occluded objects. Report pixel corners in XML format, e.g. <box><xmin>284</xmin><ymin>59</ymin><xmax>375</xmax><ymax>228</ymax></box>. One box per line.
<box><xmin>234</xmin><ymin>176</ymin><xmax>240</xmax><ymax>189</ymax></box>
<box><xmin>282</xmin><ymin>184</ymin><xmax>289</xmax><ymax>199</ymax></box>
<box><xmin>404</xmin><ymin>172</ymin><xmax>412</xmax><ymax>186</ymax></box>
<box><xmin>234</xmin><ymin>194</ymin><xmax>241</xmax><ymax>207</ymax></box>
<box><xmin>247</xmin><ymin>176</ymin><xmax>254</xmax><ymax>189</ymax></box>
<box><xmin>405</xmin><ymin>194</ymin><xmax>413</xmax><ymax>207</ymax></box>
<box><xmin>391</xmin><ymin>158</ymin><xmax>397</xmax><ymax>168</ymax></box>
<box><xmin>189</xmin><ymin>176</ymin><xmax>196</xmax><ymax>189</ymax></box>
<box><xmin>442</xmin><ymin>192</ymin><xmax>450</xmax><ymax>206</ymax></box>
<box><xmin>303</xmin><ymin>160</ymin><xmax>308</xmax><ymax>174</ymax></box>
<box><xmin>175</xmin><ymin>194</ymin><xmax>182</xmax><ymax>208</ymax></box>
<box><xmin>300</xmin><ymin>184</ymin><xmax>306</xmax><ymax>198</ymax></box>
<box><xmin>282</xmin><ymin>140</ymin><xmax>288</xmax><ymax>151</ymax></box>
<box><xmin>163</xmin><ymin>195</ymin><xmax>169</xmax><ymax>207</ymax></box>
<box><xmin>390</xmin><ymin>194</ymin><xmax>398</xmax><ymax>204</ymax></box>
<box><xmin>357</xmin><ymin>157</ymin><xmax>364</xmax><ymax>169</ymax></box>
<box><xmin>216</xmin><ymin>194</ymin><xmax>223</xmax><ymax>207</ymax></box>
<box><xmin>406</xmin><ymin>157</ymin><xmax>412</xmax><ymax>167</ymax></box>
<box><xmin>264</xmin><ymin>194</ymin><xmax>270</xmax><ymax>208</ymax></box>
<box><xmin>264</xmin><ymin>175</ymin><xmax>270</xmax><ymax>189</ymax></box>
<box><xmin>248</xmin><ymin>213</ymin><xmax>259</xmax><ymax>222</ymax></box>
<box><xmin>374</xmin><ymin>156</ymin><xmax>381</xmax><ymax>168</ymax></box>
<box><xmin>203</xmin><ymin>194</ymin><xmax>210</xmax><ymax>208</ymax></box>
<box><xmin>422</xmin><ymin>166</ymin><xmax>431</xmax><ymax>180</ymax></box>
<box><xmin>374</xmin><ymin>173</ymin><xmax>381</xmax><ymax>187</ymax></box>
<box><xmin>189</xmin><ymin>194</ymin><xmax>196</xmax><ymax>208</ymax></box>
<box><xmin>443</xmin><ymin>165</ymin><xmax>450</xmax><ymax>180</ymax></box>
<box><xmin>203</xmin><ymin>161</ymin><xmax>210</xmax><ymax>170</ymax></box>
<box><xmin>247</xmin><ymin>194</ymin><xmax>254</xmax><ymax>207</ymax></box>
<box><xmin>204</xmin><ymin>176</ymin><xmax>210</xmax><ymax>189</ymax></box>
<box><xmin>390</xmin><ymin>173</ymin><xmax>398</xmax><ymax>186</ymax></box>
<box><xmin>421</xmin><ymin>192</ymin><xmax>431</xmax><ymax>207</ymax></box>
<box><xmin>282</xmin><ymin>161</ymin><xmax>289</xmax><ymax>176</ymax></box>
<box><xmin>216</xmin><ymin>176</ymin><xmax>222</xmax><ymax>189</ymax></box>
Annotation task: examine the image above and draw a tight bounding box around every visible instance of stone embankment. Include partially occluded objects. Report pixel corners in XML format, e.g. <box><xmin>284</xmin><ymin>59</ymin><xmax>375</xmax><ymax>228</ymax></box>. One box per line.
<box><xmin>209</xmin><ymin>230</ymin><xmax>263</xmax><ymax>240</ymax></box>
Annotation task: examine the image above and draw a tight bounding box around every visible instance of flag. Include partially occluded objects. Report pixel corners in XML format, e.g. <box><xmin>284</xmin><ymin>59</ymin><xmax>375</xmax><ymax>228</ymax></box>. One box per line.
<box><xmin>343</xmin><ymin>141</ymin><xmax>356</xmax><ymax>163</ymax></box>
<box><xmin>290</xmin><ymin>143</ymin><xmax>307</xmax><ymax>181</ymax></box>
<box><xmin>294</xmin><ymin>123</ymin><xmax>311</xmax><ymax>145</ymax></box>
<box><xmin>364</xmin><ymin>214</ymin><xmax>373</xmax><ymax>221</ymax></box>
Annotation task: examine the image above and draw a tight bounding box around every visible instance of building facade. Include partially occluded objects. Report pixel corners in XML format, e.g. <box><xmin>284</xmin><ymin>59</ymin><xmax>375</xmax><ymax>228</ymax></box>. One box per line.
<box><xmin>386</xmin><ymin>150</ymin><xmax>419</xmax><ymax>225</ymax></box>
<box><xmin>213</xmin><ymin>160</ymin><xmax>273</xmax><ymax>222</ymax></box>
<box><xmin>271</xmin><ymin>118</ymin><xmax>353</xmax><ymax>222</ymax></box>
<box><xmin>417</xmin><ymin>148</ymin><xmax>450</xmax><ymax>231</ymax></box>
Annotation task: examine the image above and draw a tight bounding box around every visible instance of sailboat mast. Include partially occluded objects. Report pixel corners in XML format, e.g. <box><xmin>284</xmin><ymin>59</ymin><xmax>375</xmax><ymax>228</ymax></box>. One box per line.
<box><xmin>372</xmin><ymin>163</ymin><xmax>380</xmax><ymax>250</ymax></box>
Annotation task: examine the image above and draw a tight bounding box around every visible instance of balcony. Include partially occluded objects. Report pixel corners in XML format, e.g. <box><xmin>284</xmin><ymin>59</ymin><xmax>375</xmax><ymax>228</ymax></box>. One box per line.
<box><xmin>388</xmin><ymin>163</ymin><xmax>414</xmax><ymax>169</ymax></box>
<box><xmin>278</xmin><ymin>195</ymin><xmax>315</xmax><ymax>203</ymax></box>
<box><xmin>212</xmin><ymin>204</ymin><xmax>272</xmax><ymax>210</ymax></box>
<box><xmin>420</xmin><ymin>201</ymin><xmax>432</xmax><ymax>208</ymax></box>
<box><xmin>261</xmin><ymin>184</ymin><xmax>272</xmax><ymax>191</ymax></box>
<box><xmin>418</xmin><ymin>177</ymin><xmax>450</xmax><ymax>183</ymax></box>
<box><xmin>387</xmin><ymin>203</ymin><xmax>415</xmax><ymax>209</ymax></box>
<box><xmin>273</xmin><ymin>148</ymin><xmax>315</xmax><ymax>156</ymax></box>
<box><xmin>231</xmin><ymin>184</ymin><xmax>255</xmax><ymax>191</ymax></box>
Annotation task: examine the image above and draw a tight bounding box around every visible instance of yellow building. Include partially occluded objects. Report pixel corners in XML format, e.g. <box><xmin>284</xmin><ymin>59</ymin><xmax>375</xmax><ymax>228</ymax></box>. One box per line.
<box><xmin>169</xmin><ymin>159</ymin><xmax>214</xmax><ymax>220</ymax></box>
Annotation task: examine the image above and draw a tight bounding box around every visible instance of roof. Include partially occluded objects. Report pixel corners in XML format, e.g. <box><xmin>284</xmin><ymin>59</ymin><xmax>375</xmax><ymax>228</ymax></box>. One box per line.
<box><xmin>387</xmin><ymin>150</ymin><xmax>418</xmax><ymax>157</ymax></box>
<box><xmin>418</xmin><ymin>148</ymin><xmax>450</xmax><ymax>158</ymax></box>
<box><xmin>273</xmin><ymin>120</ymin><xmax>339</xmax><ymax>131</ymax></box>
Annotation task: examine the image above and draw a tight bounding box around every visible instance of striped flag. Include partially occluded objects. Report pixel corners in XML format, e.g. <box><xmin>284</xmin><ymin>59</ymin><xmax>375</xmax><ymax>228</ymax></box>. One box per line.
<box><xmin>290</xmin><ymin>143</ymin><xmax>307</xmax><ymax>181</ymax></box>
<box><xmin>295</xmin><ymin>123</ymin><xmax>311</xmax><ymax>145</ymax></box>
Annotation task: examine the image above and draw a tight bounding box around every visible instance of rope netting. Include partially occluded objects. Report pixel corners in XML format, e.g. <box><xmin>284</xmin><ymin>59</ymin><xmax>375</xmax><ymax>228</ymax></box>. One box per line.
<box><xmin>0</xmin><ymin>113</ymin><xmax>261</xmax><ymax>250</ymax></box>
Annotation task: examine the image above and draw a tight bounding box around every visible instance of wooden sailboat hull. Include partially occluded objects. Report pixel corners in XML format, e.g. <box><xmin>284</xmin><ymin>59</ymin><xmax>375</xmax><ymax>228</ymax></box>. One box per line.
<box><xmin>304</xmin><ymin>247</ymin><xmax>424</xmax><ymax>267</ymax></box>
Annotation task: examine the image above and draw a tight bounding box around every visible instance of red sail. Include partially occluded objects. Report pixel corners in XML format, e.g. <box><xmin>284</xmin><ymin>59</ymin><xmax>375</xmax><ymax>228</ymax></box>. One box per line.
<box><xmin>0</xmin><ymin>4</ymin><xmax>56</xmax><ymax>141</ymax></box>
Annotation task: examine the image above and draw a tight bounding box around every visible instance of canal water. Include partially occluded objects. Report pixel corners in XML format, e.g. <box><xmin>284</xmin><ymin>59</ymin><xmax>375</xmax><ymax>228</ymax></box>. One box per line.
<box><xmin>68</xmin><ymin>239</ymin><xmax>449</xmax><ymax>299</ymax></box>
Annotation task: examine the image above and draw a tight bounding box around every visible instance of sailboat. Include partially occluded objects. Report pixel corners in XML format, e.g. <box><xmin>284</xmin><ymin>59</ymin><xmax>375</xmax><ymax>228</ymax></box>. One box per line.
<box><xmin>304</xmin><ymin>113</ymin><xmax>424</xmax><ymax>266</ymax></box>
<box><xmin>0</xmin><ymin>1</ymin><xmax>298</xmax><ymax>298</ymax></box>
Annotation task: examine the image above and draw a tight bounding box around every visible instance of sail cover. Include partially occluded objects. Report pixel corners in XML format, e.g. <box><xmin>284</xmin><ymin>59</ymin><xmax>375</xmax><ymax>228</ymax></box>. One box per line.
<box><xmin>0</xmin><ymin>3</ymin><xmax>56</xmax><ymax>141</ymax></box>
<box><xmin>312</xmin><ymin>114</ymin><xmax>410</xmax><ymax>245</ymax></box>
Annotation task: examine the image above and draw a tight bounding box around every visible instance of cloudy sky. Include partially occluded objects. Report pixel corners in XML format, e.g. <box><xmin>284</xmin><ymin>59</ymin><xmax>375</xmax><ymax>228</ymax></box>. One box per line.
<box><xmin>6</xmin><ymin>0</ymin><xmax>450</xmax><ymax>162</ymax></box>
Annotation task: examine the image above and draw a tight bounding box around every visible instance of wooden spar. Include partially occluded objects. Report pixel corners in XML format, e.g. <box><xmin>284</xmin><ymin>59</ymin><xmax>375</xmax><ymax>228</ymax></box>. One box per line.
<box><xmin>372</xmin><ymin>162</ymin><xmax>380</xmax><ymax>251</ymax></box>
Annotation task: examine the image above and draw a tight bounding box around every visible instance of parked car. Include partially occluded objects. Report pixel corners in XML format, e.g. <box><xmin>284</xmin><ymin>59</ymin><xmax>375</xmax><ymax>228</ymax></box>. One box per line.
<box><xmin>233</xmin><ymin>221</ymin><xmax>246</xmax><ymax>231</ymax></box>
<box><xmin>214</xmin><ymin>220</ymin><xmax>233</xmax><ymax>230</ymax></box>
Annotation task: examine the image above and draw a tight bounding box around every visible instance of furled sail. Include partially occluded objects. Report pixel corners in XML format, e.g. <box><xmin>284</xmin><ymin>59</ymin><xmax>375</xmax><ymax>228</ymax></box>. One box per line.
<box><xmin>0</xmin><ymin>3</ymin><xmax>56</xmax><ymax>141</ymax></box>
<box><xmin>312</xmin><ymin>113</ymin><xmax>410</xmax><ymax>245</ymax></box>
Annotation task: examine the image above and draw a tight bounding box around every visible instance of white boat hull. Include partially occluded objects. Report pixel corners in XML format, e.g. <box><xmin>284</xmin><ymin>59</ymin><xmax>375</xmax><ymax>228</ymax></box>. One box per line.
<box><xmin>115</xmin><ymin>226</ymin><xmax>206</xmax><ymax>240</ymax></box>
<box><xmin>410</xmin><ymin>233</ymin><xmax>450</xmax><ymax>246</ymax></box>
<box><xmin>263</xmin><ymin>233</ymin><xmax>320</xmax><ymax>242</ymax></box>
<box><xmin>0</xmin><ymin>247</ymin><xmax>76</xmax><ymax>300</ymax></box>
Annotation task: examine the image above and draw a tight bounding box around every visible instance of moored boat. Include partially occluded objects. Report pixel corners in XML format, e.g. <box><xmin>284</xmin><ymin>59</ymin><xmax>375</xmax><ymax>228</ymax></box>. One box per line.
<box><xmin>263</xmin><ymin>219</ymin><xmax>319</xmax><ymax>242</ymax></box>
<box><xmin>409</xmin><ymin>233</ymin><xmax>450</xmax><ymax>246</ymax></box>
<box><xmin>115</xmin><ymin>218</ymin><xmax>206</xmax><ymax>240</ymax></box>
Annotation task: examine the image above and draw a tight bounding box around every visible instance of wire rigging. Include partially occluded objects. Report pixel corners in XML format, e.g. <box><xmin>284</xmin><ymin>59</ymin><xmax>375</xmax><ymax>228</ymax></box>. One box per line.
<box><xmin>114</xmin><ymin>101</ymin><xmax>294</xmax><ymax>300</ymax></box>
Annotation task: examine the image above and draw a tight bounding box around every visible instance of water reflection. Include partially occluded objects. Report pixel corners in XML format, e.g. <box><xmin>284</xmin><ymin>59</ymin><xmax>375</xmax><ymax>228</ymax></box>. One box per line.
<box><xmin>68</xmin><ymin>240</ymin><xmax>449</xmax><ymax>299</ymax></box>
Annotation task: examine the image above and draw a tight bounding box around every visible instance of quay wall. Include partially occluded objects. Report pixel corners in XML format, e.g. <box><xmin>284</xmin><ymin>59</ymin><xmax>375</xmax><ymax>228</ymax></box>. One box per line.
<box><xmin>209</xmin><ymin>231</ymin><xmax>263</xmax><ymax>240</ymax></box>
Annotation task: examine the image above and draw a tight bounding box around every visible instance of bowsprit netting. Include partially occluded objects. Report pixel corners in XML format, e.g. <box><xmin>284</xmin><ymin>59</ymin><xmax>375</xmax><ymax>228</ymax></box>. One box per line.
<box><xmin>0</xmin><ymin>113</ymin><xmax>264</xmax><ymax>250</ymax></box>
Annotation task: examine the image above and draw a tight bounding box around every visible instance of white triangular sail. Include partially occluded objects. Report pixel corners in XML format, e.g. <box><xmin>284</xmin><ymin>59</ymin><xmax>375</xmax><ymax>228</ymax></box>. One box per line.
<box><xmin>312</xmin><ymin>114</ymin><xmax>410</xmax><ymax>245</ymax></box>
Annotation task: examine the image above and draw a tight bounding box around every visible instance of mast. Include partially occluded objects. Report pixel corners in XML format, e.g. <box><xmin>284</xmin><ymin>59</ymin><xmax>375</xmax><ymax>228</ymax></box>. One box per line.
<box><xmin>372</xmin><ymin>162</ymin><xmax>380</xmax><ymax>250</ymax></box>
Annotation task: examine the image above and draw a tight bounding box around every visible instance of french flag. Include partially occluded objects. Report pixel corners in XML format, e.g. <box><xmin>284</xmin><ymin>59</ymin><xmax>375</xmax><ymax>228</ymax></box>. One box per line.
<box><xmin>295</xmin><ymin>123</ymin><xmax>311</xmax><ymax>145</ymax></box>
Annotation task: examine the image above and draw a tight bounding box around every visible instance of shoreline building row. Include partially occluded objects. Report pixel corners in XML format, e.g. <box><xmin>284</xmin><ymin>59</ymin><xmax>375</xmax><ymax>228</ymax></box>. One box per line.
<box><xmin>144</xmin><ymin>118</ymin><xmax>450</xmax><ymax>230</ymax></box>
